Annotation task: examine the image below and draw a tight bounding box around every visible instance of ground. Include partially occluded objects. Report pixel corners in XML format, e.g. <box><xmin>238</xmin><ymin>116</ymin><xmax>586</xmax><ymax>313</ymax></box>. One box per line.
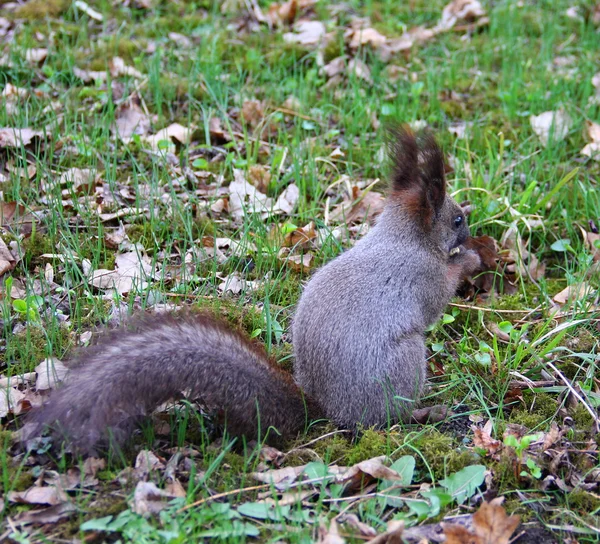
<box><xmin>0</xmin><ymin>0</ymin><xmax>599</xmax><ymax>542</ymax></box>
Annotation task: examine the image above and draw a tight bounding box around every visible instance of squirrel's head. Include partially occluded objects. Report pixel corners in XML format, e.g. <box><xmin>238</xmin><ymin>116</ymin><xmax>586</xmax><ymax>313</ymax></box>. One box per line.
<box><xmin>388</xmin><ymin>126</ymin><xmax>469</xmax><ymax>253</ymax></box>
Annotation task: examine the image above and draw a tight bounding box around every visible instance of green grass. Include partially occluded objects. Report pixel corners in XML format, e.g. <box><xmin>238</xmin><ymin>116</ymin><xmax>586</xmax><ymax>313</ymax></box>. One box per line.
<box><xmin>1</xmin><ymin>0</ymin><xmax>600</xmax><ymax>541</ymax></box>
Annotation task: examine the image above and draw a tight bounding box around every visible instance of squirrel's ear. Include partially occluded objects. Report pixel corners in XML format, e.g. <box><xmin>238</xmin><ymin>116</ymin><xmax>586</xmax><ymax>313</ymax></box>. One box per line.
<box><xmin>418</xmin><ymin>131</ymin><xmax>446</xmax><ymax>213</ymax></box>
<box><xmin>388</xmin><ymin>126</ymin><xmax>446</xmax><ymax>229</ymax></box>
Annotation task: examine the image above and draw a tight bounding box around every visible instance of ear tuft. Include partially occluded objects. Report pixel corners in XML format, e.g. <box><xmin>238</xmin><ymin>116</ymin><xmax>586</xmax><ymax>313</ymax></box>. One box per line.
<box><xmin>387</xmin><ymin>124</ymin><xmax>447</xmax><ymax>229</ymax></box>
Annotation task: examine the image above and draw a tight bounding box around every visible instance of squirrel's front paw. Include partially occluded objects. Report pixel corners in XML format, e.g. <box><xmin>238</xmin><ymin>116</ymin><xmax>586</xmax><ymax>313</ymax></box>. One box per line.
<box><xmin>449</xmin><ymin>246</ymin><xmax>481</xmax><ymax>275</ymax></box>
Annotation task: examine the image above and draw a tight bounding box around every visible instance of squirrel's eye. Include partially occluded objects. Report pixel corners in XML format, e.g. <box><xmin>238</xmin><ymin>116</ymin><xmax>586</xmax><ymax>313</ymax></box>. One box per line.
<box><xmin>454</xmin><ymin>215</ymin><xmax>463</xmax><ymax>228</ymax></box>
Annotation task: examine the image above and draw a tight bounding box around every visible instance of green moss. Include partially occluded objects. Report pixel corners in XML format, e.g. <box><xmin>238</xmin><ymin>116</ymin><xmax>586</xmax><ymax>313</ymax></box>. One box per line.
<box><xmin>571</xmin><ymin>404</ymin><xmax>594</xmax><ymax>429</ymax></box>
<box><xmin>15</xmin><ymin>0</ymin><xmax>69</xmax><ymax>19</ymax></box>
<box><xmin>399</xmin><ymin>428</ymin><xmax>478</xmax><ymax>480</ymax></box>
<box><xmin>346</xmin><ymin>429</ymin><xmax>388</xmax><ymax>465</ymax></box>
<box><xmin>567</xmin><ymin>489</ymin><xmax>600</xmax><ymax>513</ymax></box>
<box><xmin>312</xmin><ymin>434</ymin><xmax>354</xmax><ymax>464</ymax></box>
<box><xmin>21</xmin><ymin>233</ymin><xmax>55</xmax><ymax>270</ymax></box>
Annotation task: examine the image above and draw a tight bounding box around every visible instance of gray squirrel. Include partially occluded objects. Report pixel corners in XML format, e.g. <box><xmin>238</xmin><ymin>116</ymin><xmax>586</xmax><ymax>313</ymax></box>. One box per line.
<box><xmin>23</xmin><ymin>127</ymin><xmax>480</xmax><ymax>454</ymax></box>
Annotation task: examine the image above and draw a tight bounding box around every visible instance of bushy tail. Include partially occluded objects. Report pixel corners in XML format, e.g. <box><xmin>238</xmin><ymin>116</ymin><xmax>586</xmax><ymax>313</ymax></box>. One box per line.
<box><xmin>23</xmin><ymin>313</ymin><xmax>315</xmax><ymax>454</ymax></box>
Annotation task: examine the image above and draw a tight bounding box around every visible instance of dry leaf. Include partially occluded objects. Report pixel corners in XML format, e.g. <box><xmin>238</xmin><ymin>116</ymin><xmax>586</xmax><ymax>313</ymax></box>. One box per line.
<box><xmin>0</xmin><ymin>236</ymin><xmax>17</xmax><ymax>275</ymax></box>
<box><xmin>473</xmin><ymin>426</ymin><xmax>503</xmax><ymax>456</ymax></box>
<box><xmin>110</xmin><ymin>56</ymin><xmax>144</xmax><ymax>79</ymax></box>
<box><xmin>347</xmin><ymin>58</ymin><xmax>372</xmax><ymax>84</ymax></box>
<box><xmin>443</xmin><ymin>498</ymin><xmax>520</xmax><ymax>544</ymax></box>
<box><xmin>8</xmin><ymin>485</ymin><xmax>68</xmax><ymax>506</ymax></box>
<box><xmin>553</xmin><ymin>282</ymin><xmax>594</xmax><ymax>305</ymax></box>
<box><xmin>329</xmin><ymin>186</ymin><xmax>385</xmax><ymax>225</ymax></box>
<box><xmin>251</xmin><ymin>465</ymin><xmax>305</xmax><ymax>485</ymax></box>
<box><xmin>283</xmin><ymin>222</ymin><xmax>317</xmax><ymax>248</ymax></box>
<box><xmin>145</xmin><ymin>123</ymin><xmax>193</xmax><ymax>151</ymax></box>
<box><xmin>283</xmin><ymin>21</ymin><xmax>326</xmax><ymax>47</ymax></box>
<box><xmin>0</xmin><ymin>127</ymin><xmax>44</xmax><ymax>147</ymax></box>
<box><xmin>0</xmin><ymin>384</ymin><xmax>24</xmax><ymax>417</ymax></box>
<box><xmin>58</xmin><ymin>168</ymin><xmax>97</xmax><ymax>194</ymax></box>
<box><xmin>318</xmin><ymin>519</ymin><xmax>346</xmax><ymax>544</ymax></box>
<box><xmin>348</xmin><ymin>26</ymin><xmax>387</xmax><ymax>50</ymax></box>
<box><xmin>25</xmin><ymin>48</ymin><xmax>48</xmax><ymax>64</ymax></box>
<box><xmin>248</xmin><ymin>164</ymin><xmax>272</xmax><ymax>193</ymax></box>
<box><xmin>472</xmin><ymin>498</ymin><xmax>521</xmax><ymax>544</ymax></box>
<box><xmin>530</xmin><ymin>110</ymin><xmax>572</xmax><ymax>147</ymax></box>
<box><xmin>35</xmin><ymin>358</ymin><xmax>69</xmax><ymax>391</ymax></box>
<box><xmin>368</xmin><ymin>520</ymin><xmax>404</xmax><ymax>544</ymax></box>
<box><xmin>581</xmin><ymin>120</ymin><xmax>600</xmax><ymax>161</ymax></box>
<box><xmin>130</xmin><ymin>481</ymin><xmax>180</xmax><ymax>516</ymax></box>
<box><xmin>91</xmin><ymin>251</ymin><xmax>154</xmax><ymax>295</ymax></box>
<box><xmin>114</xmin><ymin>103</ymin><xmax>151</xmax><ymax>140</ymax></box>
<box><xmin>286</xmin><ymin>252</ymin><xmax>313</xmax><ymax>272</ymax></box>
<box><xmin>73</xmin><ymin>66</ymin><xmax>107</xmax><ymax>83</ymax></box>
<box><xmin>13</xmin><ymin>502</ymin><xmax>78</xmax><ymax>526</ymax></box>
<box><xmin>273</xmin><ymin>183</ymin><xmax>299</xmax><ymax>214</ymax></box>
<box><xmin>74</xmin><ymin>0</ymin><xmax>103</xmax><ymax>20</ymax></box>
<box><xmin>437</xmin><ymin>0</ymin><xmax>487</xmax><ymax>31</ymax></box>
<box><xmin>241</xmin><ymin>99</ymin><xmax>265</xmax><ymax>126</ymax></box>
<box><xmin>581</xmin><ymin>228</ymin><xmax>600</xmax><ymax>261</ymax></box>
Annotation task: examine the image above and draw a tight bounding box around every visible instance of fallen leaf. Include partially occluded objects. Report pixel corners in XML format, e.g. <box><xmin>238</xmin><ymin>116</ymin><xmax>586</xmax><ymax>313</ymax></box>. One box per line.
<box><xmin>367</xmin><ymin>520</ymin><xmax>404</xmax><ymax>544</ymax></box>
<box><xmin>90</xmin><ymin>250</ymin><xmax>154</xmax><ymax>295</ymax></box>
<box><xmin>74</xmin><ymin>0</ymin><xmax>104</xmax><ymax>20</ymax></box>
<box><xmin>473</xmin><ymin>426</ymin><xmax>503</xmax><ymax>456</ymax></box>
<box><xmin>347</xmin><ymin>26</ymin><xmax>387</xmax><ymax>50</ymax></box>
<box><xmin>73</xmin><ymin>66</ymin><xmax>108</xmax><ymax>83</ymax></box>
<box><xmin>58</xmin><ymin>168</ymin><xmax>97</xmax><ymax>194</ymax></box>
<box><xmin>35</xmin><ymin>358</ymin><xmax>69</xmax><ymax>390</ymax></box>
<box><xmin>581</xmin><ymin>120</ymin><xmax>600</xmax><ymax>161</ymax></box>
<box><xmin>0</xmin><ymin>236</ymin><xmax>17</xmax><ymax>275</ymax></box>
<box><xmin>443</xmin><ymin>498</ymin><xmax>519</xmax><ymax>544</ymax></box>
<box><xmin>114</xmin><ymin>102</ymin><xmax>151</xmax><ymax>140</ymax></box>
<box><xmin>0</xmin><ymin>127</ymin><xmax>45</xmax><ymax>147</ymax></box>
<box><xmin>286</xmin><ymin>252</ymin><xmax>313</xmax><ymax>272</ymax></box>
<box><xmin>13</xmin><ymin>502</ymin><xmax>78</xmax><ymax>526</ymax></box>
<box><xmin>472</xmin><ymin>497</ymin><xmax>521</xmax><ymax>544</ymax></box>
<box><xmin>25</xmin><ymin>48</ymin><xmax>48</xmax><ymax>63</ymax></box>
<box><xmin>145</xmin><ymin>123</ymin><xmax>193</xmax><ymax>151</ymax></box>
<box><xmin>317</xmin><ymin>519</ymin><xmax>346</xmax><ymax>544</ymax></box>
<box><xmin>241</xmin><ymin>99</ymin><xmax>265</xmax><ymax>126</ymax></box>
<box><xmin>347</xmin><ymin>58</ymin><xmax>372</xmax><ymax>84</ymax></box>
<box><xmin>248</xmin><ymin>164</ymin><xmax>272</xmax><ymax>193</ymax></box>
<box><xmin>329</xmin><ymin>186</ymin><xmax>385</xmax><ymax>225</ymax></box>
<box><xmin>110</xmin><ymin>56</ymin><xmax>144</xmax><ymax>79</ymax></box>
<box><xmin>553</xmin><ymin>282</ymin><xmax>594</xmax><ymax>305</ymax></box>
<box><xmin>283</xmin><ymin>222</ymin><xmax>317</xmax><ymax>248</ymax></box>
<box><xmin>130</xmin><ymin>481</ymin><xmax>180</xmax><ymax>516</ymax></box>
<box><xmin>8</xmin><ymin>485</ymin><xmax>68</xmax><ymax>506</ymax></box>
<box><xmin>251</xmin><ymin>465</ymin><xmax>306</xmax><ymax>485</ymax></box>
<box><xmin>273</xmin><ymin>183</ymin><xmax>299</xmax><ymax>214</ymax></box>
<box><xmin>530</xmin><ymin>110</ymin><xmax>572</xmax><ymax>147</ymax></box>
<box><xmin>283</xmin><ymin>20</ymin><xmax>326</xmax><ymax>47</ymax></box>
<box><xmin>437</xmin><ymin>0</ymin><xmax>487</xmax><ymax>31</ymax></box>
<box><xmin>0</xmin><ymin>384</ymin><xmax>24</xmax><ymax>417</ymax></box>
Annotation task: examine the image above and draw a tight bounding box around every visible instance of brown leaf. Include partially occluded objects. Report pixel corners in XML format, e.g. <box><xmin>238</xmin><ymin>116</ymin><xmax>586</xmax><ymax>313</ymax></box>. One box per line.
<box><xmin>0</xmin><ymin>236</ymin><xmax>17</xmax><ymax>276</ymax></box>
<box><xmin>367</xmin><ymin>520</ymin><xmax>404</xmax><ymax>544</ymax></box>
<box><xmin>130</xmin><ymin>481</ymin><xmax>180</xmax><ymax>516</ymax></box>
<box><xmin>317</xmin><ymin>519</ymin><xmax>346</xmax><ymax>544</ymax></box>
<box><xmin>472</xmin><ymin>497</ymin><xmax>521</xmax><ymax>544</ymax></box>
<box><xmin>114</xmin><ymin>102</ymin><xmax>151</xmax><ymax>140</ymax></box>
<box><xmin>8</xmin><ymin>485</ymin><xmax>68</xmax><ymax>506</ymax></box>
<box><xmin>283</xmin><ymin>20</ymin><xmax>327</xmax><ymax>47</ymax></box>
<box><xmin>248</xmin><ymin>164</ymin><xmax>272</xmax><ymax>193</ymax></box>
<box><xmin>473</xmin><ymin>426</ymin><xmax>503</xmax><ymax>456</ymax></box>
<box><xmin>251</xmin><ymin>465</ymin><xmax>305</xmax><ymax>485</ymax></box>
<box><xmin>329</xmin><ymin>187</ymin><xmax>385</xmax><ymax>225</ymax></box>
<box><xmin>0</xmin><ymin>127</ymin><xmax>45</xmax><ymax>147</ymax></box>
<box><xmin>283</xmin><ymin>222</ymin><xmax>317</xmax><ymax>249</ymax></box>
<box><xmin>443</xmin><ymin>523</ymin><xmax>482</xmax><ymax>544</ymax></box>
<box><xmin>241</xmin><ymin>100</ymin><xmax>265</xmax><ymax>127</ymax></box>
<box><xmin>12</xmin><ymin>502</ymin><xmax>78</xmax><ymax>526</ymax></box>
<box><xmin>553</xmin><ymin>282</ymin><xmax>594</xmax><ymax>305</ymax></box>
<box><xmin>443</xmin><ymin>498</ymin><xmax>520</xmax><ymax>544</ymax></box>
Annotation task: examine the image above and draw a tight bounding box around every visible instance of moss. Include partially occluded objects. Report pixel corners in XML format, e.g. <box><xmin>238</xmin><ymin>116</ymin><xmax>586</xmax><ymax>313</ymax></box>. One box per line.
<box><xmin>4</xmin><ymin>468</ymin><xmax>35</xmax><ymax>493</ymax></box>
<box><xmin>21</xmin><ymin>233</ymin><xmax>55</xmax><ymax>270</ymax></box>
<box><xmin>520</xmin><ymin>392</ymin><xmax>558</xmax><ymax>420</ymax></box>
<box><xmin>570</xmin><ymin>404</ymin><xmax>594</xmax><ymax>429</ymax></box>
<box><xmin>346</xmin><ymin>429</ymin><xmax>388</xmax><ymax>465</ymax></box>
<box><xmin>312</xmin><ymin>434</ymin><xmax>354</xmax><ymax>464</ymax></box>
<box><xmin>503</xmin><ymin>497</ymin><xmax>535</xmax><ymax>522</ymax></box>
<box><xmin>400</xmin><ymin>428</ymin><xmax>477</xmax><ymax>480</ymax></box>
<box><xmin>14</xmin><ymin>0</ymin><xmax>69</xmax><ymax>19</ymax></box>
<box><xmin>567</xmin><ymin>489</ymin><xmax>600</xmax><ymax>513</ymax></box>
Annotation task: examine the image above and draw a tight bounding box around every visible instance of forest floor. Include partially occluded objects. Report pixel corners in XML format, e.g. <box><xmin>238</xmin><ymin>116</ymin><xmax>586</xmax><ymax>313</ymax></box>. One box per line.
<box><xmin>1</xmin><ymin>0</ymin><xmax>600</xmax><ymax>542</ymax></box>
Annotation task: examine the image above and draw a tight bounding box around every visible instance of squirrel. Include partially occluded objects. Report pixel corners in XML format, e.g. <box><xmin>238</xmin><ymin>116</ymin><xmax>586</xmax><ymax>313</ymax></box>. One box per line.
<box><xmin>22</xmin><ymin>127</ymin><xmax>480</xmax><ymax>455</ymax></box>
